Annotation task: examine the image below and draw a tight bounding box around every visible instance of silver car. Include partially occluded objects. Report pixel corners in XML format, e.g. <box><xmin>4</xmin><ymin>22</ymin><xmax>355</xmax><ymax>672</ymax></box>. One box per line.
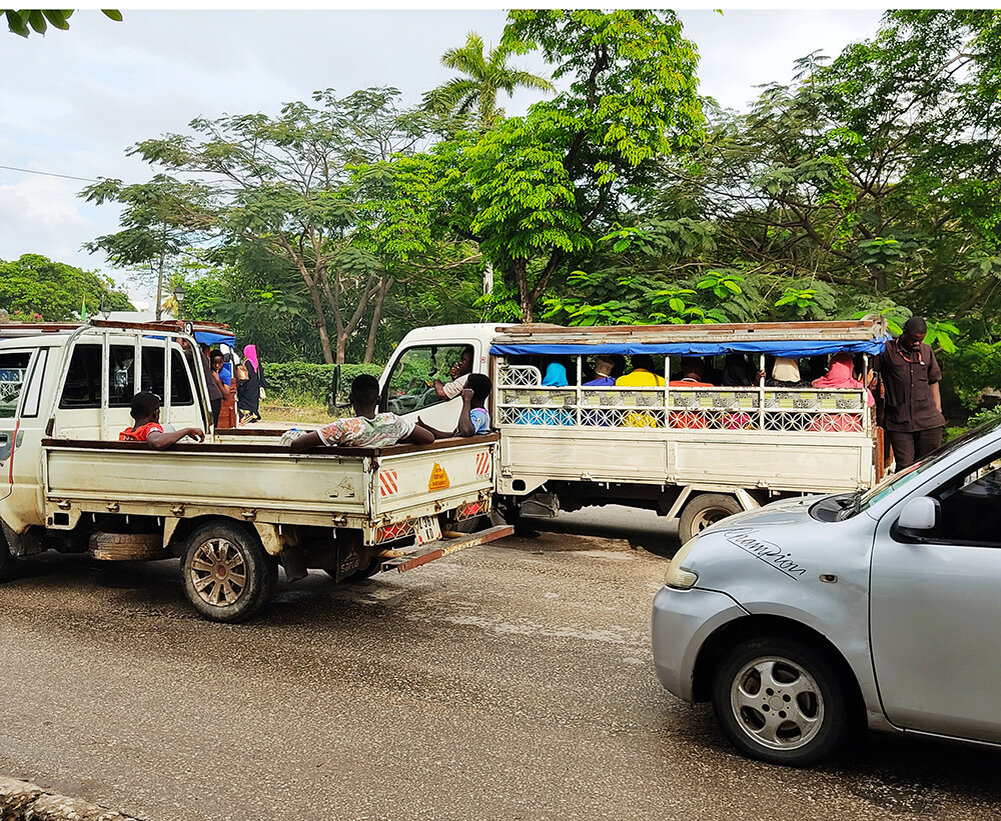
<box><xmin>652</xmin><ymin>418</ymin><xmax>1001</xmax><ymax>766</ymax></box>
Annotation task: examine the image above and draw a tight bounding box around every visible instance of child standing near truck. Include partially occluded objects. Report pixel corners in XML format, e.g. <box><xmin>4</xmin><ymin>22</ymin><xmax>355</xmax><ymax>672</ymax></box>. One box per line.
<box><xmin>120</xmin><ymin>391</ymin><xmax>205</xmax><ymax>449</ymax></box>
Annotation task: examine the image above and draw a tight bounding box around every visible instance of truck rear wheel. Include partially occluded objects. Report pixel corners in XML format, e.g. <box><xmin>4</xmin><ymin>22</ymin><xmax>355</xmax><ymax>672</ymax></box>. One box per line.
<box><xmin>678</xmin><ymin>493</ymin><xmax>742</xmax><ymax>543</ymax></box>
<box><xmin>181</xmin><ymin>521</ymin><xmax>276</xmax><ymax>623</ymax></box>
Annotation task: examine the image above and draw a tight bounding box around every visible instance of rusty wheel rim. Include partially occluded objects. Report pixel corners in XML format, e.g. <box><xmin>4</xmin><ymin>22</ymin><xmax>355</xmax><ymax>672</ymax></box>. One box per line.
<box><xmin>188</xmin><ymin>537</ymin><xmax>248</xmax><ymax>607</ymax></box>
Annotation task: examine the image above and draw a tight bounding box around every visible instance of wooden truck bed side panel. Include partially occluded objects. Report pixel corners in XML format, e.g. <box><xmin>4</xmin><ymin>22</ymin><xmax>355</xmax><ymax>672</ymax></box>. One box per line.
<box><xmin>42</xmin><ymin>435</ymin><xmax>498</xmax><ymax>530</ymax></box>
<box><xmin>371</xmin><ymin>440</ymin><xmax>496</xmax><ymax>519</ymax></box>
<box><xmin>44</xmin><ymin>445</ymin><xmax>369</xmax><ymax>517</ymax></box>
<box><xmin>499</xmin><ymin>428</ymin><xmax>872</xmax><ymax>492</ymax></box>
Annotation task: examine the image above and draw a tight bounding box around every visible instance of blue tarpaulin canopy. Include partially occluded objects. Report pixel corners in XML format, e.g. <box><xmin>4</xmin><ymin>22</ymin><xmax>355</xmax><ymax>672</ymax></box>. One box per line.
<box><xmin>490</xmin><ymin>338</ymin><xmax>888</xmax><ymax>358</ymax></box>
<box><xmin>194</xmin><ymin>330</ymin><xmax>236</xmax><ymax>347</ymax></box>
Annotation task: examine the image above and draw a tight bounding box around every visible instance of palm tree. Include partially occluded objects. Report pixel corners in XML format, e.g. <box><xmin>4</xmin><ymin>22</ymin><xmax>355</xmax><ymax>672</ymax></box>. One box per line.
<box><xmin>424</xmin><ymin>32</ymin><xmax>554</xmax><ymax>129</ymax></box>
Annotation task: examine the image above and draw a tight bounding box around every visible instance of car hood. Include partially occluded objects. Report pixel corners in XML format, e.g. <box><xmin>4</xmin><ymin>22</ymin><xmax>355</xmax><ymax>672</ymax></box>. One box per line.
<box><xmin>703</xmin><ymin>494</ymin><xmax>823</xmax><ymax>533</ymax></box>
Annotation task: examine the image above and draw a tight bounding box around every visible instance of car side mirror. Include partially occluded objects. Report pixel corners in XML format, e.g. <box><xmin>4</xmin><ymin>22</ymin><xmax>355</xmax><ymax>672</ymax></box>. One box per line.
<box><xmin>897</xmin><ymin>496</ymin><xmax>939</xmax><ymax>531</ymax></box>
<box><xmin>327</xmin><ymin>365</ymin><xmax>351</xmax><ymax>413</ymax></box>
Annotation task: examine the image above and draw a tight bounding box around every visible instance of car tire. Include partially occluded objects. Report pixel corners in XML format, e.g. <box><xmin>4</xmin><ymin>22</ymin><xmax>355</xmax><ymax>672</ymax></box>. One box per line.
<box><xmin>181</xmin><ymin>520</ymin><xmax>276</xmax><ymax>623</ymax></box>
<box><xmin>678</xmin><ymin>493</ymin><xmax>742</xmax><ymax>543</ymax></box>
<box><xmin>711</xmin><ymin>635</ymin><xmax>850</xmax><ymax>766</ymax></box>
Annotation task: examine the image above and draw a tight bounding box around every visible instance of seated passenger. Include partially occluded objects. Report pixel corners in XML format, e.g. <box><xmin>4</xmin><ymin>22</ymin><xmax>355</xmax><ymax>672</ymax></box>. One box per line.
<box><xmin>433</xmin><ymin>346</ymin><xmax>473</xmax><ymax>400</ymax></box>
<box><xmin>811</xmin><ymin>352</ymin><xmax>875</xmax><ymax>406</ymax></box>
<box><xmin>120</xmin><ymin>391</ymin><xmax>205</xmax><ymax>449</ymax></box>
<box><xmin>615</xmin><ymin>354</ymin><xmax>665</xmax><ymax>386</ymax></box>
<box><xmin>721</xmin><ymin>354</ymin><xmax>756</xmax><ymax>387</ymax></box>
<box><xmin>668</xmin><ymin>358</ymin><xmax>714</xmax><ymax>387</ymax></box>
<box><xmin>419</xmin><ymin>374</ymin><xmax>493</xmax><ymax>438</ymax></box>
<box><xmin>808</xmin><ymin>352</ymin><xmax>875</xmax><ymax>432</ymax></box>
<box><xmin>764</xmin><ymin>357</ymin><xmax>809</xmax><ymax>388</ymax></box>
<box><xmin>541</xmin><ymin>359</ymin><xmax>570</xmax><ymax>386</ymax></box>
<box><xmin>583</xmin><ymin>355</ymin><xmax>623</xmax><ymax>387</ymax></box>
<box><xmin>290</xmin><ymin>375</ymin><xmax>434</xmax><ymax>451</ymax></box>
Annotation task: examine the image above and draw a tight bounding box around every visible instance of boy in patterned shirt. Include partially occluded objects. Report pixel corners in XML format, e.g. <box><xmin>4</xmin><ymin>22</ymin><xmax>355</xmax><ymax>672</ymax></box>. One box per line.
<box><xmin>289</xmin><ymin>374</ymin><xmax>434</xmax><ymax>451</ymax></box>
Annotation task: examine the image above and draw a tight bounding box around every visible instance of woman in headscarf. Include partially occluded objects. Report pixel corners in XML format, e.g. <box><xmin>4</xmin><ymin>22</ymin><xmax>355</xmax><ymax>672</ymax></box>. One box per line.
<box><xmin>808</xmin><ymin>352</ymin><xmax>875</xmax><ymax>432</ymax></box>
<box><xmin>812</xmin><ymin>352</ymin><xmax>874</xmax><ymax>406</ymax></box>
<box><xmin>238</xmin><ymin>344</ymin><xmax>266</xmax><ymax>423</ymax></box>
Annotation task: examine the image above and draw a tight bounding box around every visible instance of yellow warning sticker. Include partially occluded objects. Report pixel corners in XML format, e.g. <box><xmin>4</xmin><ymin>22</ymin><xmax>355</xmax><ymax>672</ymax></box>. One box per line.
<box><xmin>428</xmin><ymin>462</ymin><xmax>451</xmax><ymax>492</ymax></box>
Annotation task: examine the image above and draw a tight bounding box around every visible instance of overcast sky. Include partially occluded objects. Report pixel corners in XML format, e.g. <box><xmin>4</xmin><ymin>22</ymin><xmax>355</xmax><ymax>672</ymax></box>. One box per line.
<box><xmin>0</xmin><ymin>8</ymin><xmax>886</xmax><ymax>307</ymax></box>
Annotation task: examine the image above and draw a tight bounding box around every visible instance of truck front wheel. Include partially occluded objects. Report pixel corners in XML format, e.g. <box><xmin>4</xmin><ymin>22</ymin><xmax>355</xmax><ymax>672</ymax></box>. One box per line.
<box><xmin>181</xmin><ymin>521</ymin><xmax>276</xmax><ymax>623</ymax></box>
<box><xmin>678</xmin><ymin>493</ymin><xmax>742</xmax><ymax>543</ymax></box>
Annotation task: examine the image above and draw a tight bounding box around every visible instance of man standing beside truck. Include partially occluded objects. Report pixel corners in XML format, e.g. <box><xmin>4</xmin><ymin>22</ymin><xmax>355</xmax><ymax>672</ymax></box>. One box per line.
<box><xmin>874</xmin><ymin>315</ymin><xmax>946</xmax><ymax>469</ymax></box>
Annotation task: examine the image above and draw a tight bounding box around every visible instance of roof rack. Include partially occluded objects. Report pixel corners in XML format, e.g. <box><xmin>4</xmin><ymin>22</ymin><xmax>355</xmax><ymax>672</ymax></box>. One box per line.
<box><xmin>0</xmin><ymin>318</ymin><xmax>232</xmax><ymax>339</ymax></box>
<box><xmin>492</xmin><ymin>317</ymin><xmax>887</xmax><ymax>346</ymax></box>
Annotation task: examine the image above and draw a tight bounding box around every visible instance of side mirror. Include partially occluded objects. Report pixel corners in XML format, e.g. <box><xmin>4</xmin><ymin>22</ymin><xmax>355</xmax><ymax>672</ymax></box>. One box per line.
<box><xmin>897</xmin><ymin>496</ymin><xmax>939</xmax><ymax>531</ymax></box>
<box><xmin>327</xmin><ymin>365</ymin><xmax>351</xmax><ymax>413</ymax></box>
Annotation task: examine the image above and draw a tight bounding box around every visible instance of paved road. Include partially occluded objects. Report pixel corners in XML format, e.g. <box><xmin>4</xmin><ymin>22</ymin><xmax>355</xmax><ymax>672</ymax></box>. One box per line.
<box><xmin>1</xmin><ymin>507</ymin><xmax>999</xmax><ymax>821</ymax></box>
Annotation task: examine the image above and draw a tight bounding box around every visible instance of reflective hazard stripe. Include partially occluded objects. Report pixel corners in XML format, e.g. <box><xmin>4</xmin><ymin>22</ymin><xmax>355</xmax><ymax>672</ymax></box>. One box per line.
<box><xmin>475</xmin><ymin>452</ymin><xmax>490</xmax><ymax>476</ymax></box>
<box><xmin>379</xmin><ymin>470</ymin><xmax>398</xmax><ymax>497</ymax></box>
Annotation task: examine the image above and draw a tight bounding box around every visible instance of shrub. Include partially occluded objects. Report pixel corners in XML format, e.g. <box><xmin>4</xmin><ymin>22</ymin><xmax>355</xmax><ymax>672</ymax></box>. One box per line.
<box><xmin>265</xmin><ymin>362</ymin><xmax>383</xmax><ymax>405</ymax></box>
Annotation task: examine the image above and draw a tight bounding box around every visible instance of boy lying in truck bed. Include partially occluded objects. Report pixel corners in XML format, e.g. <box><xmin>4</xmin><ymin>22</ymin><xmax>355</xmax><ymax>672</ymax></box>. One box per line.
<box><xmin>289</xmin><ymin>374</ymin><xmax>435</xmax><ymax>450</ymax></box>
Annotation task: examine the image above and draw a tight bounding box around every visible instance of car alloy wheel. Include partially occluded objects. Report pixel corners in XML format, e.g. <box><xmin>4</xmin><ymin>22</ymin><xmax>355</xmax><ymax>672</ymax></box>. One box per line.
<box><xmin>729</xmin><ymin>655</ymin><xmax>824</xmax><ymax>751</ymax></box>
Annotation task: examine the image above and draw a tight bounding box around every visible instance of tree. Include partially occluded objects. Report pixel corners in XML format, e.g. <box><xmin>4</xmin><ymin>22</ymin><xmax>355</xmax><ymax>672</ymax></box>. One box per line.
<box><xmin>651</xmin><ymin>11</ymin><xmax>1001</xmax><ymax>331</ymax></box>
<box><xmin>89</xmin><ymin>87</ymin><xmax>431</xmax><ymax>363</ymax></box>
<box><xmin>81</xmin><ymin>175</ymin><xmax>208</xmax><ymax>320</ymax></box>
<box><xmin>0</xmin><ymin>254</ymin><xmax>132</xmax><ymax>320</ymax></box>
<box><xmin>384</xmin><ymin>10</ymin><xmax>704</xmax><ymax>321</ymax></box>
<box><xmin>3</xmin><ymin>9</ymin><xmax>120</xmax><ymax>37</ymax></box>
<box><xmin>423</xmin><ymin>31</ymin><xmax>554</xmax><ymax>129</ymax></box>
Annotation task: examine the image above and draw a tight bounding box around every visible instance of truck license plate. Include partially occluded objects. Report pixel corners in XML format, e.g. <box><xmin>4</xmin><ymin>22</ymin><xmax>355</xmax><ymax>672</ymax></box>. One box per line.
<box><xmin>415</xmin><ymin>516</ymin><xmax>442</xmax><ymax>545</ymax></box>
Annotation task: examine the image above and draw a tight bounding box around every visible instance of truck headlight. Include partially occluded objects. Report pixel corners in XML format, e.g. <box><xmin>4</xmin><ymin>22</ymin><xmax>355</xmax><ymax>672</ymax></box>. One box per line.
<box><xmin>664</xmin><ymin>537</ymin><xmax>700</xmax><ymax>590</ymax></box>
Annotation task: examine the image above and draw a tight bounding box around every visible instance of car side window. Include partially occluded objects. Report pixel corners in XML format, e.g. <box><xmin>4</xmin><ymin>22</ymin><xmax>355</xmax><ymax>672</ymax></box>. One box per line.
<box><xmin>926</xmin><ymin>454</ymin><xmax>1001</xmax><ymax>546</ymax></box>
<box><xmin>59</xmin><ymin>344</ymin><xmax>102</xmax><ymax>408</ymax></box>
<box><xmin>109</xmin><ymin>344</ymin><xmax>136</xmax><ymax>407</ymax></box>
<box><xmin>0</xmin><ymin>351</ymin><xmax>33</xmax><ymax>418</ymax></box>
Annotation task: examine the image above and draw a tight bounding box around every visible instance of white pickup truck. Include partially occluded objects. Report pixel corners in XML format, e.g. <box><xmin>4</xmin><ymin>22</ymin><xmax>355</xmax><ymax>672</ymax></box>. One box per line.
<box><xmin>376</xmin><ymin>318</ymin><xmax>889</xmax><ymax>544</ymax></box>
<box><xmin>0</xmin><ymin>320</ymin><xmax>508</xmax><ymax>622</ymax></box>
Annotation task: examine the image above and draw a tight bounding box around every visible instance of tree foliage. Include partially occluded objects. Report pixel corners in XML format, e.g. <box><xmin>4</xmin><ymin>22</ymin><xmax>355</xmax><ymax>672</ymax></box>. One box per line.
<box><xmin>3</xmin><ymin>9</ymin><xmax>120</xmax><ymax>37</ymax></box>
<box><xmin>383</xmin><ymin>10</ymin><xmax>703</xmax><ymax>321</ymax></box>
<box><xmin>423</xmin><ymin>31</ymin><xmax>554</xmax><ymax>129</ymax></box>
<box><xmin>0</xmin><ymin>254</ymin><xmax>132</xmax><ymax>320</ymax></box>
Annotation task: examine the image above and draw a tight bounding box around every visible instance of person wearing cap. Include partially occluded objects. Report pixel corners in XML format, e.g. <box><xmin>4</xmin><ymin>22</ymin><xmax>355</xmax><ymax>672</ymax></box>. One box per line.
<box><xmin>583</xmin><ymin>355</ymin><xmax>620</xmax><ymax>387</ymax></box>
<box><xmin>872</xmin><ymin>316</ymin><xmax>946</xmax><ymax>469</ymax></box>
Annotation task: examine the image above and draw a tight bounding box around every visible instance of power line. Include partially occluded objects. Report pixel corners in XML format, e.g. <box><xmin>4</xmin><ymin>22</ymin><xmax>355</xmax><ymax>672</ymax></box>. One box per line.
<box><xmin>0</xmin><ymin>163</ymin><xmax>99</xmax><ymax>184</ymax></box>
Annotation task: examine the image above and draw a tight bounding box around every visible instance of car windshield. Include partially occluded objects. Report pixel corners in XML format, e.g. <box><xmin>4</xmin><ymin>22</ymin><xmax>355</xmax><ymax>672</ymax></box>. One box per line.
<box><xmin>850</xmin><ymin>417</ymin><xmax>1001</xmax><ymax>515</ymax></box>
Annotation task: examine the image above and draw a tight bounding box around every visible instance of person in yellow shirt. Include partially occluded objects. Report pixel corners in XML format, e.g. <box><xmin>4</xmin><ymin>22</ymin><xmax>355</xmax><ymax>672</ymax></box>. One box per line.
<box><xmin>615</xmin><ymin>354</ymin><xmax>666</xmax><ymax>387</ymax></box>
<box><xmin>616</xmin><ymin>354</ymin><xmax>665</xmax><ymax>426</ymax></box>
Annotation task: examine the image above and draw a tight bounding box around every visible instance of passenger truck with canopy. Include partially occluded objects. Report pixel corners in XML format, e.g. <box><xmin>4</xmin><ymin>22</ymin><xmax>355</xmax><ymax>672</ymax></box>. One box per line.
<box><xmin>376</xmin><ymin>318</ymin><xmax>889</xmax><ymax>543</ymax></box>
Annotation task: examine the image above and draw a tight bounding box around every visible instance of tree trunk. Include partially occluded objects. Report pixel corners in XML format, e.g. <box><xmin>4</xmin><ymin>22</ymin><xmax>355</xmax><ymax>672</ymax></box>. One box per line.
<box><xmin>364</xmin><ymin>277</ymin><xmax>393</xmax><ymax>364</ymax></box>
<box><xmin>306</xmin><ymin>282</ymin><xmax>335</xmax><ymax>364</ymax></box>
<box><xmin>512</xmin><ymin>259</ymin><xmax>532</xmax><ymax>322</ymax></box>
<box><xmin>335</xmin><ymin>332</ymin><xmax>347</xmax><ymax>365</ymax></box>
<box><xmin>483</xmin><ymin>260</ymin><xmax>494</xmax><ymax>296</ymax></box>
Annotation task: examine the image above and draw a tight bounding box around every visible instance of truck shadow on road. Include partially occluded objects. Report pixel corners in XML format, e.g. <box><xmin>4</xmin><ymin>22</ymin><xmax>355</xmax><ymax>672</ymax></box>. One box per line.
<box><xmin>524</xmin><ymin>509</ymin><xmax>681</xmax><ymax>558</ymax></box>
